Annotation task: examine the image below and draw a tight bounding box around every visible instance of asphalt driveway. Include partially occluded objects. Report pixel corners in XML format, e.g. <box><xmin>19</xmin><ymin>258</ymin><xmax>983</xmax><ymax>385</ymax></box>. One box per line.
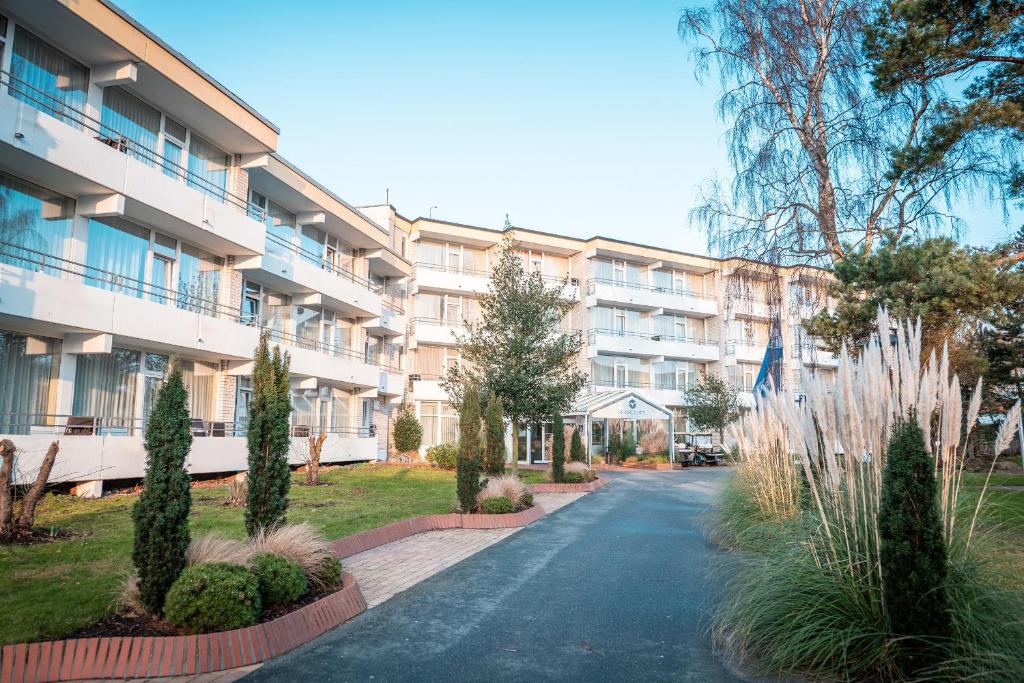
<box><xmin>245</xmin><ymin>468</ymin><xmax>747</xmax><ymax>682</ymax></box>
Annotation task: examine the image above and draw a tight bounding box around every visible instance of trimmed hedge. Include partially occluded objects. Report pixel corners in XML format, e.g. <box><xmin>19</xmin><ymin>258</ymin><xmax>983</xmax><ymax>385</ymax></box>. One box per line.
<box><xmin>250</xmin><ymin>553</ymin><xmax>308</xmax><ymax>608</ymax></box>
<box><xmin>164</xmin><ymin>563</ymin><xmax>261</xmax><ymax>633</ymax></box>
<box><xmin>426</xmin><ymin>443</ymin><xmax>458</xmax><ymax>469</ymax></box>
<box><xmin>480</xmin><ymin>496</ymin><xmax>515</xmax><ymax>514</ymax></box>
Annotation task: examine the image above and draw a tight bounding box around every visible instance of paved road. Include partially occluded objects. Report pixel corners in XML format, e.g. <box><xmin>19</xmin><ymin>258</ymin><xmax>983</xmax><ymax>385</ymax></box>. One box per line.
<box><xmin>245</xmin><ymin>468</ymin><xmax>748</xmax><ymax>682</ymax></box>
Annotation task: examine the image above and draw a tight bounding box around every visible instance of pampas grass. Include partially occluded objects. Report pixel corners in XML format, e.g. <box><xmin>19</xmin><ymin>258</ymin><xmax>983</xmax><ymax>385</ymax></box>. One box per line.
<box><xmin>185</xmin><ymin>534</ymin><xmax>249</xmax><ymax>566</ymax></box>
<box><xmin>478</xmin><ymin>474</ymin><xmax>527</xmax><ymax>506</ymax></box>
<box><xmin>248</xmin><ymin>522</ymin><xmax>338</xmax><ymax>591</ymax></box>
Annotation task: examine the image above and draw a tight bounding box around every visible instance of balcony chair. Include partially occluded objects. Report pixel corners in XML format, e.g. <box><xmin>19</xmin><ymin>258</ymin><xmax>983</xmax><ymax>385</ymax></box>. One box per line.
<box><xmin>64</xmin><ymin>416</ymin><xmax>98</xmax><ymax>436</ymax></box>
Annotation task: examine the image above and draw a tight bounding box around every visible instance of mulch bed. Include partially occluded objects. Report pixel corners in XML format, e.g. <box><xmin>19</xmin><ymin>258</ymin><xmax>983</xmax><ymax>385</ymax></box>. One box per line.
<box><xmin>0</xmin><ymin>527</ymin><xmax>78</xmax><ymax>546</ymax></box>
<box><xmin>63</xmin><ymin>583</ymin><xmax>343</xmax><ymax>640</ymax></box>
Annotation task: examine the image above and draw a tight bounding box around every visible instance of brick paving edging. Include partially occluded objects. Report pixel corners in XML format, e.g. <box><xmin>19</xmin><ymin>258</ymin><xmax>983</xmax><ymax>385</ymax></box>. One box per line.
<box><xmin>528</xmin><ymin>477</ymin><xmax>610</xmax><ymax>494</ymax></box>
<box><xmin>330</xmin><ymin>505</ymin><xmax>546</xmax><ymax>558</ymax></box>
<box><xmin>0</xmin><ymin>573</ymin><xmax>366</xmax><ymax>683</ymax></box>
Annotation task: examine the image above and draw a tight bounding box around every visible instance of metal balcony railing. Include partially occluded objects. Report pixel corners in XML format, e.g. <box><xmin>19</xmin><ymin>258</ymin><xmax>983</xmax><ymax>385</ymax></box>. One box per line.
<box><xmin>587</xmin><ymin>328</ymin><xmax>718</xmax><ymax>345</ymax></box>
<box><xmin>414</xmin><ymin>261</ymin><xmax>579</xmax><ymax>287</ymax></box>
<box><xmin>586</xmin><ymin>278</ymin><xmax>716</xmax><ymax>300</ymax></box>
<box><xmin>264</xmin><ymin>233</ymin><xmax>382</xmax><ymax>294</ymax></box>
<box><xmin>0</xmin><ymin>239</ymin><xmax>242</xmax><ymax>322</ymax></box>
<box><xmin>0</xmin><ymin>413</ymin><xmax>374</xmax><ymax>438</ymax></box>
<box><xmin>2</xmin><ymin>69</ymin><xmax>266</xmax><ymax>222</ymax></box>
<box><xmin>260</xmin><ymin>327</ymin><xmax>370</xmax><ymax>363</ymax></box>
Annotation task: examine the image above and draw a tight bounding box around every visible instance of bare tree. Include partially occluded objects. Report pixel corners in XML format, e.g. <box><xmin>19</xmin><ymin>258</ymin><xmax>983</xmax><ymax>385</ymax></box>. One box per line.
<box><xmin>680</xmin><ymin>0</ymin><xmax>1001</xmax><ymax>266</ymax></box>
<box><xmin>0</xmin><ymin>439</ymin><xmax>60</xmax><ymax>538</ymax></box>
<box><xmin>306</xmin><ymin>431</ymin><xmax>327</xmax><ymax>485</ymax></box>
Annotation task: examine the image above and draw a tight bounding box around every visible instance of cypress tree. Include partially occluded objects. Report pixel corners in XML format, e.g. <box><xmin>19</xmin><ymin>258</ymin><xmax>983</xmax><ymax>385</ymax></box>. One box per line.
<box><xmin>551</xmin><ymin>414</ymin><xmax>566</xmax><ymax>482</ymax></box>
<box><xmin>570</xmin><ymin>427</ymin><xmax>586</xmax><ymax>463</ymax></box>
<box><xmin>132</xmin><ymin>359</ymin><xmax>192</xmax><ymax>615</ymax></box>
<box><xmin>878</xmin><ymin>414</ymin><xmax>951</xmax><ymax>672</ymax></box>
<box><xmin>246</xmin><ymin>333</ymin><xmax>293</xmax><ymax>536</ymax></box>
<box><xmin>483</xmin><ymin>393</ymin><xmax>506</xmax><ymax>475</ymax></box>
<box><xmin>608</xmin><ymin>430</ymin><xmax>622</xmax><ymax>464</ymax></box>
<box><xmin>456</xmin><ymin>385</ymin><xmax>481</xmax><ymax>512</ymax></box>
<box><xmin>393</xmin><ymin>403</ymin><xmax>423</xmax><ymax>456</ymax></box>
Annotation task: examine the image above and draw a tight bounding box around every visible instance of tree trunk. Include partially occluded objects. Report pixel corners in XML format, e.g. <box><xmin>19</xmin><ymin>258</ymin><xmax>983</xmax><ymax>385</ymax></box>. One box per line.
<box><xmin>510</xmin><ymin>420</ymin><xmax>519</xmax><ymax>474</ymax></box>
<box><xmin>0</xmin><ymin>439</ymin><xmax>16</xmax><ymax>536</ymax></box>
<box><xmin>306</xmin><ymin>432</ymin><xmax>327</xmax><ymax>485</ymax></box>
<box><xmin>16</xmin><ymin>441</ymin><xmax>58</xmax><ymax>530</ymax></box>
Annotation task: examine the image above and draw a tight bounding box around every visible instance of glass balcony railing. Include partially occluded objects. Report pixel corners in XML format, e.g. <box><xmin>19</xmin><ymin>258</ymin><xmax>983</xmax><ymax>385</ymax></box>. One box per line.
<box><xmin>1</xmin><ymin>69</ymin><xmax>265</xmax><ymax>221</ymax></box>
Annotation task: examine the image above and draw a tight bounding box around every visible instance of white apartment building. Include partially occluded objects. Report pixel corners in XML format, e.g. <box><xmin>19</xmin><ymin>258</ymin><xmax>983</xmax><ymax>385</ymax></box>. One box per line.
<box><xmin>0</xmin><ymin>0</ymin><xmax>836</xmax><ymax>492</ymax></box>
<box><xmin>0</xmin><ymin>0</ymin><xmax>410</xmax><ymax>495</ymax></box>
<box><xmin>360</xmin><ymin>207</ymin><xmax>837</xmax><ymax>465</ymax></box>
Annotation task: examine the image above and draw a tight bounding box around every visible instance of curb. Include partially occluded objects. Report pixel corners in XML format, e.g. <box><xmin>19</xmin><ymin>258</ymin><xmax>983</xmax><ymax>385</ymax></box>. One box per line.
<box><xmin>330</xmin><ymin>505</ymin><xmax>546</xmax><ymax>558</ymax></box>
<box><xmin>0</xmin><ymin>573</ymin><xmax>366</xmax><ymax>683</ymax></box>
<box><xmin>528</xmin><ymin>477</ymin><xmax>609</xmax><ymax>494</ymax></box>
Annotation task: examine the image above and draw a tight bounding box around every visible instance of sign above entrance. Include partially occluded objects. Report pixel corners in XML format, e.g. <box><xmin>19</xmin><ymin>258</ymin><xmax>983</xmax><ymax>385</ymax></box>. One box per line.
<box><xmin>591</xmin><ymin>395</ymin><xmax>669</xmax><ymax>420</ymax></box>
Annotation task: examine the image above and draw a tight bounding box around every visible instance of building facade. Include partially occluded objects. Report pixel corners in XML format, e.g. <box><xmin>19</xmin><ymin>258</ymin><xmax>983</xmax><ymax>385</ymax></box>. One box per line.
<box><xmin>0</xmin><ymin>0</ymin><xmax>835</xmax><ymax>492</ymax></box>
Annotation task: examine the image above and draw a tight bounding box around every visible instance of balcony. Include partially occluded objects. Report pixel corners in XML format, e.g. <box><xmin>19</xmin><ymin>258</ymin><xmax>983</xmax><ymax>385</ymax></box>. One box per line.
<box><xmin>409</xmin><ymin>317</ymin><xmax>464</xmax><ymax>347</ymax></box>
<box><xmin>0</xmin><ymin>241</ymin><xmax>255</xmax><ymax>358</ymax></box>
<box><xmin>586</xmin><ymin>279</ymin><xmax>717</xmax><ymax>317</ymax></box>
<box><xmin>0</xmin><ymin>70</ymin><xmax>266</xmax><ymax>256</ymax></box>
<box><xmin>239</xmin><ymin>234</ymin><xmax>383</xmax><ymax>318</ymax></box>
<box><xmin>800</xmin><ymin>344</ymin><xmax>839</xmax><ymax>368</ymax></box>
<box><xmin>724</xmin><ymin>339</ymin><xmax>767</xmax><ymax>364</ymax></box>
<box><xmin>254</xmin><ymin>328</ymin><xmax>380</xmax><ymax>389</ymax></box>
<box><xmin>728</xmin><ymin>296</ymin><xmax>772</xmax><ymax>320</ymax></box>
<box><xmin>586</xmin><ymin>329</ymin><xmax>720</xmax><ymax>362</ymax></box>
<box><xmin>414</xmin><ymin>262</ymin><xmax>491</xmax><ymax>296</ymax></box>
<box><xmin>364</xmin><ymin>300</ymin><xmax>406</xmax><ymax>337</ymax></box>
<box><xmin>409</xmin><ymin>376</ymin><xmax>450</xmax><ymax>402</ymax></box>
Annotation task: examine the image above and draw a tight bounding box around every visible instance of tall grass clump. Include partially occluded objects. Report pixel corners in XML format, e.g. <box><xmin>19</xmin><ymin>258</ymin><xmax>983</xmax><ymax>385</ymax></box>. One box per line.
<box><xmin>720</xmin><ymin>309</ymin><xmax>1024</xmax><ymax>680</ymax></box>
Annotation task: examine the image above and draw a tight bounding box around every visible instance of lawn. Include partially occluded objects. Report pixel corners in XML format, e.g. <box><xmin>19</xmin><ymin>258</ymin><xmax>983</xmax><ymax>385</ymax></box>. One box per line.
<box><xmin>0</xmin><ymin>463</ymin><xmax>547</xmax><ymax>645</ymax></box>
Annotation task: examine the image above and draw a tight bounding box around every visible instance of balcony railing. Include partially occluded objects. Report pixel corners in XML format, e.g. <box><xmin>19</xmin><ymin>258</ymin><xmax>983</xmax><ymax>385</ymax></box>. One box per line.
<box><xmin>0</xmin><ymin>239</ymin><xmax>242</xmax><ymax>322</ymax></box>
<box><xmin>411</xmin><ymin>316</ymin><xmax>469</xmax><ymax>328</ymax></box>
<box><xmin>415</xmin><ymin>261</ymin><xmax>579</xmax><ymax>287</ymax></box>
<box><xmin>1</xmin><ymin>69</ymin><xmax>265</xmax><ymax>221</ymax></box>
<box><xmin>587</xmin><ymin>328</ymin><xmax>718</xmax><ymax>345</ymax></box>
<box><xmin>264</xmin><ymin>233</ymin><xmax>382</xmax><ymax>294</ymax></box>
<box><xmin>586</xmin><ymin>278</ymin><xmax>716</xmax><ymax>300</ymax></box>
<box><xmin>261</xmin><ymin>326</ymin><xmax>369</xmax><ymax>363</ymax></box>
<box><xmin>591</xmin><ymin>379</ymin><xmax>653</xmax><ymax>389</ymax></box>
<box><xmin>0</xmin><ymin>413</ymin><xmax>374</xmax><ymax>438</ymax></box>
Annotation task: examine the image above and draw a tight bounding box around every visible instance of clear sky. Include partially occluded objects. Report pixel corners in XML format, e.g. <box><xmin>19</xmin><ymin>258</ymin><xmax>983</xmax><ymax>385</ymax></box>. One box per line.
<box><xmin>115</xmin><ymin>0</ymin><xmax>1020</xmax><ymax>255</ymax></box>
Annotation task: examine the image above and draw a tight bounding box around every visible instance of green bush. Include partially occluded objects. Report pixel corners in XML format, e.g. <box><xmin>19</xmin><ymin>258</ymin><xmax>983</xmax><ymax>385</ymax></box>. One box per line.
<box><xmin>551</xmin><ymin>414</ymin><xmax>566</xmax><ymax>483</ymax></box>
<box><xmin>570</xmin><ymin>428</ymin><xmax>586</xmax><ymax>462</ymax></box>
<box><xmin>392</xmin><ymin>404</ymin><xmax>423</xmax><ymax>454</ymax></box>
<box><xmin>483</xmin><ymin>393</ymin><xmax>506</xmax><ymax>475</ymax></box>
<box><xmin>562</xmin><ymin>471</ymin><xmax>585</xmax><ymax>484</ymax></box>
<box><xmin>879</xmin><ymin>415</ymin><xmax>950</xmax><ymax>672</ymax></box>
<box><xmin>246</xmin><ymin>332</ymin><xmax>292</xmax><ymax>537</ymax></box>
<box><xmin>480</xmin><ymin>496</ymin><xmax>515</xmax><ymax>514</ymax></box>
<box><xmin>318</xmin><ymin>556</ymin><xmax>343</xmax><ymax>590</ymax></box>
<box><xmin>456</xmin><ymin>386</ymin><xmax>482</xmax><ymax>512</ymax></box>
<box><xmin>250</xmin><ymin>553</ymin><xmax>308</xmax><ymax>608</ymax></box>
<box><xmin>520</xmin><ymin>492</ymin><xmax>534</xmax><ymax>509</ymax></box>
<box><xmin>426</xmin><ymin>443</ymin><xmax>458</xmax><ymax>469</ymax></box>
<box><xmin>164</xmin><ymin>563</ymin><xmax>261</xmax><ymax>633</ymax></box>
<box><xmin>608</xmin><ymin>431</ymin><xmax>622</xmax><ymax>464</ymax></box>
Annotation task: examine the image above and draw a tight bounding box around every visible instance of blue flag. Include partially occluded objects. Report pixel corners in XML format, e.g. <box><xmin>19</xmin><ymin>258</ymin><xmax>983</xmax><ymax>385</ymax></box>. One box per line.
<box><xmin>753</xmin><ymin>316</ymin><xmax>784</xmax><ymax>399</ymax></box>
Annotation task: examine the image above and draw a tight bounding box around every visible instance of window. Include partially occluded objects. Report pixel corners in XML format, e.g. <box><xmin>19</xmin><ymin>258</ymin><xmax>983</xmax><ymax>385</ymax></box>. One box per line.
<box><xmin>72</xmin><ymin>348</ymin><xmax>141</xmax><ymax>432</ymax></box>
<box><xmin>0</xmin><ymin>330</ymin><xmax>61</xmax><ymax>434</ymax></box>
<box><xmin>100</xmin><ymin>86</ymin><xmax>161</xmax><ymax>164</ymax></box>
<box><xmin>178</xmin><ymin>243</ymin><xmax>222</xmax><ymax>314</ymax></box>
<box><xmin>331</xmin><ymin>389</ymin><xmax>351</xmax><ymax>431</ymax></box>
<box><xmin>9</xmin><ymin>26</ymin><xmax>88</xmax><ymax>128</ymax></box>
<box><xmin>162</xmin><ymin>117</ymin><xmax>187</xmax><ymax>181</ymax></box>
<box><xmin>187</xmin><ymin>133</ymin><xmax>229</xmax><ymax>201</ymax></box>
<box><xmin>84</xmin><ymin>217</ymin><xmax>149</xmax><ymax>297</ymax></box>
<box><xmin>0</xmin><ymin>170</ymin><xmax>75</xmax><ymax>272</ymax></box>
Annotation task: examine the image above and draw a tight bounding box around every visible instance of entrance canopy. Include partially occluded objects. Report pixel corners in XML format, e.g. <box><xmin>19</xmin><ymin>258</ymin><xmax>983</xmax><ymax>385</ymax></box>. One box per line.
<box><xmin>567</xmin><ymin>391</ymin><xmax>675</xmax><ymax>464</ymax></box>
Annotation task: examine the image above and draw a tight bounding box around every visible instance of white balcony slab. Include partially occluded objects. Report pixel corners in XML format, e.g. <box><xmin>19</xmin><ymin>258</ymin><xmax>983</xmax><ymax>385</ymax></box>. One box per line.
<box><xmin>412</xmin><ymin>379</ymin><xmax>450</xmax><ymax>402</ymax></box>
<box><xmin>587</xmin><ymin>332</ymin><xmax>720</xmax><ymax>362</ymax></box>
<box><xmin>364</xmin><ymin>308</ymin><xmax>406</xmax><ymax>337</ymax></box>
<box><xmin>378</xmin><ymin>371</ymin><xmax>405</xmax><ymax>399</ymax></box>
<box><xmin>801</xmin><ymin>347</ymin><xmax>839</xmax><ymax>368</ymax></box>
<box><xmin>414</xmin><ymin>267</ymin><xmax>490</xmax><ymax>296</ymax></box>
<box><xmin>725</xmin><ymin>342</ymin><xmax>766</xmax><ymax>364</ymax></box>
<box><xmin>0</xmin><ymin>264</ymin><xmax>255</xmax><ymax>359</ymax></box>
<box><xmin>587</xmin><ymin>281</ymin><xmax>718</xmax><ymax>317</ymax></box>
<box><xmin>412</xmin><ymin>321</ymin><xmax>462</xmax><ymax>347</ymax></box>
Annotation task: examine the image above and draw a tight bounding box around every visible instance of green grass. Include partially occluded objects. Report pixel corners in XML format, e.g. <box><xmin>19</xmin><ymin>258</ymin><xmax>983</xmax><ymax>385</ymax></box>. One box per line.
<box><xmin>961</xmin><ymin>472</ymin><xmax>1024</xmax><ymax>487</ymax></box>
<box><xmin>0</xmin><ymin>463</ymin><xmax>523</xmax><ymax>645</ymax></box>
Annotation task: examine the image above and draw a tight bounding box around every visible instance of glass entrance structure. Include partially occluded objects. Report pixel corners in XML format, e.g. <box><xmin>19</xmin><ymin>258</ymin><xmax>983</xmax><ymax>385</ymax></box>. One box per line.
<box><xmin>565</xmin><ymin>390</ymin><xmax>674</xmax><ymax>465</ymax></box>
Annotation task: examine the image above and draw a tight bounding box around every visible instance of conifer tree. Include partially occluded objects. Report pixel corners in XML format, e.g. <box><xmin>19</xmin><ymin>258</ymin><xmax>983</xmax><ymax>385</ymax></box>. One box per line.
<box><xmin>878</xmin><ymin>414</ymin><xmax>951</xmax><ymax>672</ymax></box>
<box><xmin>392</xmin><ymin>403</ymin><xmax>423</xmax><ymax>457</ymax></box>
<box><xmin>484</xmin><ymin>393</ymin><xmax>506</xmax><ymax>475</ymax></box>
<box><xmin>456</xmin><ymin>385</ymin><xmax>482</xmax><ymax>511</ymax></box>
<box><xmin>132</xmin><ymin>359</ymin><xmax>192</xmax><ymax>615</ymax></box>
<box><xmin>246</xmin><ymin>332</ymin><xmax>293</xmax><ymax>536</ymax></box>
<box><xmin>551</xmin><ymin>414</ymin><xmax>566</xmax><ymax>482</ymax></box>
<box><xmin>570</xmin><ymin>427</ymin><xmax>586</xmax><ymax>463</ymax></box>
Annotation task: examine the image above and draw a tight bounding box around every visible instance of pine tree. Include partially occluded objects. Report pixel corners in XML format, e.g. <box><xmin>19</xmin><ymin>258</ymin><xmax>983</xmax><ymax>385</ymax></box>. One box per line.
<box><xmin>392</xmin><ymin>403</ymin><xmax>423</xmax><ymax>456</ymax></box>
<box><xmin>551</xmin><ymin>414</ymin><xmax>566</xmax><ymax>482</ymax></box>
<box><xmin>484</xmin><ymin>393</ymin><xmax>506</xmax><ymax>475</ymax></box>
<box><xmin>878</xmin><ymin>414</ymin><xmax>951</xmax><ymax>672</ymax></box>
<box><xmin>456</xmin><ymin>385</ymin><xmax>481</xmax><ymax>512</ymax></box>
<box><xmin>570</xmin><ymin>427</ymin><xmax>586</xmax><ymax>463</ymax></box>
<box><xmin>246</xmin><ymin>332</ymin><xmax>293</xmax><ymax>536</ymax></box>
<box><xmin>132</xmin><ymin>359</ymin><xmax>192</xmax><ymax>615</ymax></box>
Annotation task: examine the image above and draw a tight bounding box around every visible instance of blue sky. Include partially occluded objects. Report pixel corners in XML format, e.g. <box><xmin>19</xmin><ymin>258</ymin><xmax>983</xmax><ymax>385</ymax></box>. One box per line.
<box><xmin>116</xmin><ymin>0</ymin><xmax>1020</xmax><ymax>255</ymax></box>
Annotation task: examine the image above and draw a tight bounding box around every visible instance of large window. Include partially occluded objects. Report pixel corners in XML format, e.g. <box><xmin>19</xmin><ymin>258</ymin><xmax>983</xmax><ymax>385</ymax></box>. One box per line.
<box><xmin>9</xmin><ymin>26</ymin><xmax>88</xmax><ymax>128</ymax></box>
<box><xmin>100</xmin><ymin>86</ymin><xmax>161</xmax><ymax>164</ymax></box>
<box><xmin>0</xmin><ymin>330</ymin><xmax>60</xmax><ymax>434</ymax></box>
<box><xmin>420</xmin><ymin>401</ymin><xmax>459</xmax><ymax>447</ymax></box>
<box><xmin>591</xmin><ymin>355</ymin><xmax>648</xmax><ymax>388</ymax></box>
<box><xmin>178</xmin><ymin>243</ymin><xmax>222</xmax><ymax>315</ymax></box>
<box><xmin>72</xmin><ymin>349</ymin><xmax>141</xmax><ymax>431</ymax></box>
<box><xmin>0</xmin><ymin>170</ymin><xmax>74</xmax><ymax>271</ymax></box>
<box><xmin>187</xmin><ymin>134</ymin><xmax>230</xmax><ymax>201</ymax></box>
<box><xmin>84</xmin><ymin>218</ymin><xmax>149</xmax><ymax>296</ymax></box>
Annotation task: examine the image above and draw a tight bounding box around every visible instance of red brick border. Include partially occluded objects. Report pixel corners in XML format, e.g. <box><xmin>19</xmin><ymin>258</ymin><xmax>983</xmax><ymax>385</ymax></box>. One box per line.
<box><xmin>330</xmin><ymin>505</ymin><xmax>547</xmax><ymax>558</ymax></box>
<box><xmin>528</xmin><ymin>477</ymin><xmax>609</xmax><ymax>494</ymax></box>
<box><xmin>0</xmin><ymin>573</ymin><xmax>366</xmax><ymax>683</ymax></box>
<box><xmin>594</xmin><ymin>463</ymin><xmax>682</xmax><ymax>470</ymax></box>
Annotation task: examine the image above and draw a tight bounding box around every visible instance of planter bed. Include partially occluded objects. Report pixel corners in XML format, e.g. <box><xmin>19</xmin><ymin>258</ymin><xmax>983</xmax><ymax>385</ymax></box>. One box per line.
<box><xmin>0</xmin><ymin>573</ymin><xmax>366</xmax><ymax>683</ymax></box>
<box><xmin>528</xmin><ymin>478</ymin><xmax>609</xmax><ymax>494</ymax></box>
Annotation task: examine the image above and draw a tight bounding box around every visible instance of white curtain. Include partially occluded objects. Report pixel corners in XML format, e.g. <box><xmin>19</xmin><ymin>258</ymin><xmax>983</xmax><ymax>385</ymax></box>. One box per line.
<box><xmin>0</xmin><ymin>331</ymin><xmax>59</xmax><ymax>433</ymax></box>
<box><xmin>178</xmin><ymin>243</ymin><xmax>222</xmax><ymax>315</ymax></box>
<box><xmin>331</xmin><ymin>390</ymin><xmax>351</xmax><ymax>431</ymax></box>
<box><xmin>72</xmin><ymin>349</ymin><xmax>141</xmax><ymax>429</ymax></box>
<box><xmin>84</xmin><ymin>218</ymin><xmax>149</xmax><ymax>296</ymax></box>
<box><xmin>10</xmin><ymin>26</ymin><xmax>89</xmax><ymax>128</ymax></box>
<box><xmin>0</xmin><ymin>170</ymin><xmax>74</xmax><ymax>271</ymax></box>
<box><xmin>187</xmin><ymin>134</ymin><xmax>229</xmax><ymax>201</ymax></box>
<box><xmin>100</xmin><ymin>86</ymin><xmax>161</xmax><ymax>165</ymax></box>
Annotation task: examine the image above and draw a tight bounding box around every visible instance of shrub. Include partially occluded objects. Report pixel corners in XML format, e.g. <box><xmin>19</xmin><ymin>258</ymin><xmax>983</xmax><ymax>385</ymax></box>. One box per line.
<box><xmin>132</xmin><ymin>360</ymin><xmax>192</xmax><ymax>616</ymax></box>
<box><xmin>246</xmin><ymin>332</ymin><xmax>292</xmax><ymax>537</ymax></box>
<box><xmin>570</xmin><ymin>428</ymin><xmax>586</xmax><ymax>462</ymax></box>
<box><xmin>519</xmin><ymin>492</ymin><xmax>534</xmax><ymax>509</ymax></box>
<box><xmin>426</xmin><ymin>443</ymin><xmax>458</xmax><ymax>469</ymax></box>
<box><xmin>551</xmin><ymin>414</ymin><xmax>566</xmax><ymax>483</ymax></box>
<box><xmin>456</xmin><ymin>386</ymin><xmax>482</xmax><ymax>512</ymax></box>
<box><xmin>624</xmin><ymin>455</ymin><xmax>639</xmax><ymax>464</ymax></box>
<box><xmin>638</xmin><ymin>427</ymin><xmax>668</xmax><ymax>455</ymax></box>
<box><xmin>608</xmin><ymin>431</ymin><xmax>622</xmax><ymax>464</ymax></box>
<box><xmin>479</xmin><ymin>474</ymin><xmax>527</xmax><ymax>506</ymax></box>
<box><xmin>392</xmin><ymin>404</ymin><xmax>423</xmax><ymax>455</ymax></box>
<box><xmin>318</xmin><ymin>556</ymin><xmax>343</xmax><ymax>590</ymax></box>
<box><xmin>480</xmin><ymin>496</ymin><xmax>515</xmax><ymax>514</ymax></box>
<box><xmin>562</xmin><ymin>471</ymin><xmax>585</xmax><ymax>484</ymax></box>
<box><xmin>249</xmin><ymin>553</ymin><xmax>308</xmax><ymax>608</ymax></box>
<box><xmin>164</xmin><ymin>563</ymin><xmax>261</xmax><ymax>634</ymax></box>
<box><xmin>483</xmin><ymin>393</ymin><xmax>506</xmax><ymax>475</ymax></box>
<box><xmin>879</xmin><ymin>415</ymin><xmax>950</xmax><ymax>672</ymax></box>
<box><xmin>621</xmin><ymin>432</ymin><xmax>636</xmax><ymax>459</ymax></box>
<box><xmin>186</xmin><ymin>534</ymin><xmax>249</xmax><ymax>567</ymax></box>
<box><xmin>248</xmin><ymin>522</ymin><xmax>338</xmax><ymax>591</ymax></box>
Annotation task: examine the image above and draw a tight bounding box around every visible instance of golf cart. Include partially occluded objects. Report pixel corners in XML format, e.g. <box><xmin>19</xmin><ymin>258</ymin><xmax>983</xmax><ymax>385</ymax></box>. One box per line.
<box><xmin>674</xmin><ymin>432</ymin><xmax>725</xmax><ymax>466</ymax></box>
